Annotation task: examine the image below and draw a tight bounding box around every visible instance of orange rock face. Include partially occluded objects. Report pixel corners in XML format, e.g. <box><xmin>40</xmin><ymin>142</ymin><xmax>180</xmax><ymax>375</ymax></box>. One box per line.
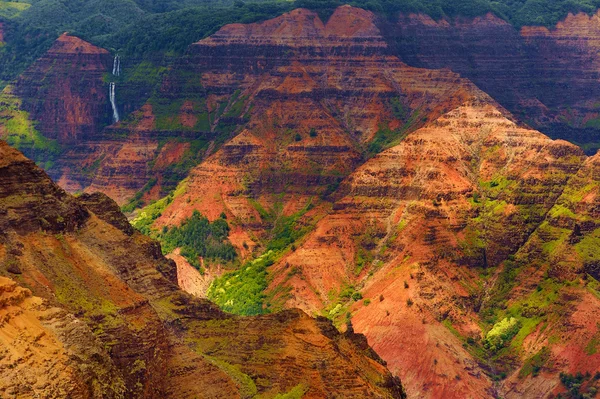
<box><xmin>264</xmin><ymin>96</ymin><xmax>600</xmax><ymax>397</ymax></box>
<box><xmin>139</xmin><ymin>10</ymin><xmax>600</xmax><ymax>396</ymax></box>
<box><xmin>0</xmin><ymin>276</ymin><xmax>125</xmax><ymax>398</ymax></box>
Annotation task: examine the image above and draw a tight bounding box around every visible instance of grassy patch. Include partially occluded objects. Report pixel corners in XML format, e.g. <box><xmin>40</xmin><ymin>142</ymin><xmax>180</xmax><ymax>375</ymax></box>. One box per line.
<box><xmin>0</xmin><ymin>1</ymin><xmax>30</xmax><ymax>19</ymax></box>
<box><xmin>273</xmin><ymin>384</ymin><xmax>308</xmax><ymax>399</ymax></box>
<box><xmin>203</xmin><ymin>355</ymin><xmax>257</xmax><ymax>399</ymax></box>
<box><xmin>585</xmin><ymin>325</ymin><xmax>600</xmax><ymax>355</ymax></box>
<box><xmin>207</xmin><ymin>251</ymin><xmax>276</xmax><ymax>316</ymax></box>
<box><xmin>519</xmin><ymin>347</ymin><xmax>550</xmax><ymax>378</ymax></box>
<box><xmin>0</xmin><ymin>85</ymin><xmax>61</xmax><ymax>168</ymax></box>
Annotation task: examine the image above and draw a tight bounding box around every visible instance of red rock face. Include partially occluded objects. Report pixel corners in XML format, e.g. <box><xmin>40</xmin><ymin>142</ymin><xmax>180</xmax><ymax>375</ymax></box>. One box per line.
<box><xmin>42</xmin><ymin>6</ymin><xmax>492</xmax><ymax>208</ymax></box>
<box><xmin>391</xmin><ymin>11</ymin><xmax>600</xmax><ymax>150</ymax></box>
<box><xmin>265</xmin><ymin>95</ymin><xmax>600</xmax><ymax>398</ymax></box>
<box><xmin>13</xmin><ymin>34</ymin><xmax>111</xmax><ymax>143</ymax></box>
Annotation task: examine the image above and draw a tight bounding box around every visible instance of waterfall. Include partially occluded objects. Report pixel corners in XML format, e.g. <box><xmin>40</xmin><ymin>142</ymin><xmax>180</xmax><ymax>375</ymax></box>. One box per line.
<box><xmin>112</xmin><ymin>54</ymin><xmax>121</xmax><ymax>77</ymax></box>
<box><xmin>109</xmin><ymin>82</ymin><xmax>119</xmax><ymax>123</ymax></box>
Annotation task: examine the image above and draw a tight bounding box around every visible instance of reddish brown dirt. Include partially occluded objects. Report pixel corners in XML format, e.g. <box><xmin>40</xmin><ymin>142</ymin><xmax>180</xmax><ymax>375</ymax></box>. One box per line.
<box><xmin>168</xmin><ymin>248</ymin><xmax>225</xmax><ymax>298</ymax></box>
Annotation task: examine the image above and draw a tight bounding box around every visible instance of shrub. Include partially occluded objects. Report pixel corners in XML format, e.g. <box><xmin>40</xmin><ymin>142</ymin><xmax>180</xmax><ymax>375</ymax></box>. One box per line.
<box><xmin>484</xmin><ymin>317</ymin><xmax>521</xmax><ymax>352</ymax></box>
<box><xmin>207</xmin><ymin>250</ymin><xmax>276</xmax><ymax>315</ymax></box>
<box><xmin>161</xmin><ymin>210</ymin><xmax>237</xmax><ymax>269</ymax></box>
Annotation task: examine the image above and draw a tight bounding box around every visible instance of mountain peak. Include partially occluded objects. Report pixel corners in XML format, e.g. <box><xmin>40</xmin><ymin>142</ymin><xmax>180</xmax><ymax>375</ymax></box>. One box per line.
<box><xmin>198</xmin><ymin>5</ymin><xmax>385</xmax><ymax>49</ymax></box>
<box><xmin>0</xmin><ymin>139</ymin><xmax>28</xmax><ymax>168</ymax></box>
<box><xmin>49</xmin><ymin>33</ymin><xmax>109</xmax><ymax>55</ymax></box>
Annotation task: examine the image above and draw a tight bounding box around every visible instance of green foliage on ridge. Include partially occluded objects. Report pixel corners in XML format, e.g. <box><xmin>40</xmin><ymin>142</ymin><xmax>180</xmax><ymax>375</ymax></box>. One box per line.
<box><xmin>0</xmin><ymin>84</ymin><xmax>60</xmax><ymax>168</ymax></box>
<box><xmin>207</xmin><ymin>250</ymin><xmax>276</xmax><ymax>316</ymax></box>
<box><xmin>160</xmin><ymin>210</ymin><xmax>237</xmax><ymax>271</ymax></box>
<box><xmin>2</xmin><ymin>0</ymin><xmax>600</xmax><ymax>86</ymax></box>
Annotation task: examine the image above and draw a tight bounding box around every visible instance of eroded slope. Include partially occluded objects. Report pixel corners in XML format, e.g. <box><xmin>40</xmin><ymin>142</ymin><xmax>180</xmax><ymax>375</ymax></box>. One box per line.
<box><xmin>0</xmin><ymin>140</ymin><xmax>405</xmax><ymax>398</ymax></box>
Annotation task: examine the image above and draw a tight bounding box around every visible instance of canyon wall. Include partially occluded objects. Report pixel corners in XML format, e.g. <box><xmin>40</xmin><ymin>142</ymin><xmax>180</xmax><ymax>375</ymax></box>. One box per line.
<box><xmin>153</xmin><ymin>6</ymin><xmax>488</xmax><ymax>235</ymax></box>
<box><xmin>390</xmin><ymin>11</ymin><xmax>600</xmax><ymax>152</ymax></box>
<box><xmin>9</xmin><ymin>7</ymin><xmax>600</xmax><ymax>207</ymax></box>
<box><xmin>148</xmin><ymin>8</ymin><xmax>600</xmax><ymax>398</ymax></box>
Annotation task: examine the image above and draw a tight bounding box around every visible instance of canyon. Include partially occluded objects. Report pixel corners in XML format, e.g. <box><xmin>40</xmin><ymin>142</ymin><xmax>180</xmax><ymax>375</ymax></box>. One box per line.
<box><xmin>145</xmin><ymin>7</ymin><xmax>599</xmax><ymax>398</ymax></box>
<box><xmin>1</xmin><ymin>2</ymin><xmax>600</xmax><ymax>399</ymax></box>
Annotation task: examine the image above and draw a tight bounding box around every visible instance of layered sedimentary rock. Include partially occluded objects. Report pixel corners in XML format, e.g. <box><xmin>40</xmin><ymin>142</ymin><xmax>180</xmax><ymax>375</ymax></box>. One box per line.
<box><xmin>0</xmin><ymin>140</ymin><xmax>406</xmax><ymax>398</ymax></box>
<box><xmin>41</xmin><ymin>6</ymin><xmax>491</xmax><ymax>208</ymax></box>
<box><xmin>13</xmin><ymin>34</ymin><xmax>111</xmax><ymax>143</ymax></box>
<box><xmin>52</xmin><ymin>101</ymin><xmax>220</xmax><ymax>205</ymax></box>
<box><xmin>391</xmin><ymin>11</ymin><xmax>600</xmax><ymax>151</ymax></box>
<box><xmin>266</xmin><ymin>98</ymin><xmax>600</xmax><ymax>398</ymax></box>
<box><xmin>154</xmin><ymin>6</ymin><xmax>486</xmax><ymax>233</ymax></box>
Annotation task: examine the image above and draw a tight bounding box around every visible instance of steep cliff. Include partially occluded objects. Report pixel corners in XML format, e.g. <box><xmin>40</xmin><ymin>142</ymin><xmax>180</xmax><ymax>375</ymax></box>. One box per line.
<box><xmin>0</xmin><ymin>139</ymin><xmax>406</xmax><ymax>398</ymax></box>
<box><xmin>40</xmin><ymin>6</ymin><xmax>491</xmax><ymax>208</ymax></box>
<box><xmin>13</xmin><ymin>33</ymin><xmax>111</xmax><ymax>143</ymax></box>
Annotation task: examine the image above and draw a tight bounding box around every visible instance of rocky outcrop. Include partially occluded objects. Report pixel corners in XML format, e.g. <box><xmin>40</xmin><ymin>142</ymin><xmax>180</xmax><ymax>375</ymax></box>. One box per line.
<box><xmin>0</xmin><ymin>140</ymin><xmax>406</xmax><ymax>398</ymax></box>
<box><xmin>13</xmin><ymin>34</ymin><xmax>111</xmax><ymax>143</ymax></box>
<box><xmin>0</xmin><ymin>142</ymin><xmax>89</xmax><ymax>235</ymax></box>
<box><xmin>77</xmin><ymin>192</ymin><xmax>135</xmax><ymax>235</ymax></box>
<box><xmin>0</xmin><ymin>277</ymin><xmax>125</xmax><ymax>398</ymax></box>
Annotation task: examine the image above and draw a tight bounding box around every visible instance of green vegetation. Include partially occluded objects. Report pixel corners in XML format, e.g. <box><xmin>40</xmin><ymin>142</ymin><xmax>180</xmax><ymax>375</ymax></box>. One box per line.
<box><xmin>160</xmin><ymin>210</ymin><xmax>237</xmax><ymax>271</ymax></box>
<box><xmin>339</xmin><ymin>285</ymin><xmax>362</xmax><ymax>302</ymax></box>
<box><xmin>130</xmin><ymin>179</ymin><xmax>187</xmax><ymax>233</ymax></box>
<box><xmin>0</xmin><ymin>85</ymin><xmax>61</xmax><ymax>168</ymax></box>
<box><xmin>519</xmin><ymin>347</ymin><xmax>550</xmax><ymax>378</ymax></box>
<box><xmin>266</xmin><ymin>200</ymin><xmax>314</xmax><ymax>252</ymax></box>
<box><xmin>585</xmin><ymin>325</ymin><xmax>600</xmax><ymax>355</ymax></box>
<box><xmin>131</xmin><ymin>189</ymin><xmax>238</xmax><ymax>274</ymax></box>
<box><xmin>2</xmin><ymin>0</ymin><xmax>598</xmax><ymax>86</ymax></box>
<box><xmin>206</xmin><ymin>199</ymin><xmax>318</xmax><ymax>315</ymax></box>
<box><xmin>207</xmin><ymin>250</ymin><xmax>276</xmax><ymax>316</ymax></box>
<box><xmin>558</xmin><ymin>371</ymin><xmax>600</xmax><ymax>399</ymax></box>
<box><xmin>203</xmin><ymin>354</ymin><xmax>258</xmax><ymax>399</ymax></box>
<box><xmin>366</xmin><ymin>101</ymin><xmax>421</xmax><ymax>157</ymax></box>
<box><xmin>0</xmin><ymin>1</ymin><xmax>30</xmax><ymax>19</ymax></box>
<box><xmin>484</xmin><ymin>317</ymin><xmax>521</xmax><ymax>352</ymax></box>
<box><xmin>273</xmin><ymin>384</ymin><xmax>308</xmax><ymax>399</ymax></box>
<box><xmin>121</xmin><ymin>177</ymin><xmax>157</xmax><ymax>213</ymax></box>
